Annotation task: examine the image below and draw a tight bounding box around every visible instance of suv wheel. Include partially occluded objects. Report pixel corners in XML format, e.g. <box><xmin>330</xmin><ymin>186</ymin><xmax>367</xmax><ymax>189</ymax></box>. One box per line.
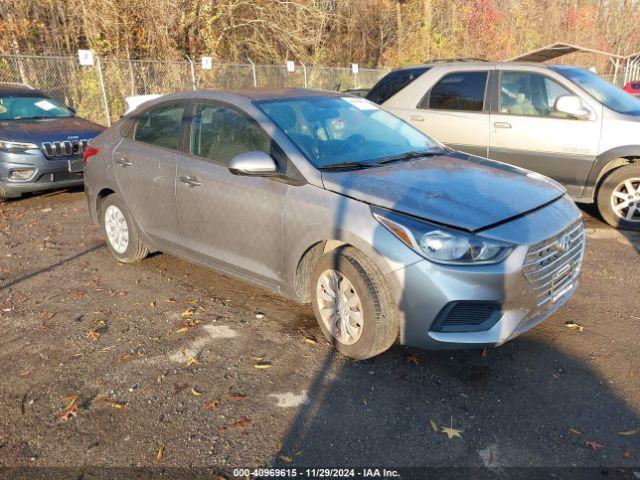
<box><xmin>311</xmin><ymin>246</ymin><xmax>397</xmax><ymax>360</ymax></box>
<box><xmin>597</xmin><ymin>164</ymin><xmax>640</xmax><ymax>230</ymax></box>
<box><xmin>100</xmin><ymin>194</ymin><xmax>149</xmax><ymax>263</ymax></box>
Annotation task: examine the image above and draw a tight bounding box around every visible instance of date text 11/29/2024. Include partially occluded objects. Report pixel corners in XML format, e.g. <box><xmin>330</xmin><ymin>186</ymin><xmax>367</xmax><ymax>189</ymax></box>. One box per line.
<box><xmin>232</xmin><ymin>468</ymin><xmax>400</xmax><ymax>478</ymax></box>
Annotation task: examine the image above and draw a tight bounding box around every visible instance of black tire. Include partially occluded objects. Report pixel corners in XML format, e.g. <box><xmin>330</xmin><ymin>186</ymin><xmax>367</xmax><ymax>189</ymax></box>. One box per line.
<box><xmin>596</xmin><ymin>164</ymin><xmax>640</xmax><ymax>230</ymax></box>
<box><xmin>100</xmin><ymin>194</ymin><xmax>149</xmax><ymax>263</ymax></box>
<box><xmin>311</xmin><ymin>246</ymin><xmax>398</xmax><ymax>360</ymax></box>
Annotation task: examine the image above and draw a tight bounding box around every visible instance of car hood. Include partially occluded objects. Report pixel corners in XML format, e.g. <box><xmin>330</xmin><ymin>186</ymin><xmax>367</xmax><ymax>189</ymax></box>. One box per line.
<box><xmin>321</xmin><ymin>151</ymin><xmax>566</xmax><ymax>232</ymax></box>
<box><xmin>0</xmin><ymin>116</ymin><xmax>105</xmax><ymax>143</ymax></box>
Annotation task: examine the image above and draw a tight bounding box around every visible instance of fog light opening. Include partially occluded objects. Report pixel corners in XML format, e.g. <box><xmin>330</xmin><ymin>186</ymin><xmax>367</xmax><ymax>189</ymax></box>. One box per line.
<box><xmin>9</xmin><ymin>168</ymin><xmax>36</xmax><ymax>181</ymax></box>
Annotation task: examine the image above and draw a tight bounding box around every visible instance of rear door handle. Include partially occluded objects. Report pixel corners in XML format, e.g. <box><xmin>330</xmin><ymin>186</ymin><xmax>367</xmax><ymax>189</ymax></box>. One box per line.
<box><xmin>493</xmin><ymin>122</ymin><xmax>512</xmax><ymax>129</ymax></box>
<box><xmin>410</xmin><ymin>115</ymin><xmax>424</xmax><ymax>122</ymax></box>
<box><xmin>115</xmin><ymin>157</ymin><xmax>133</xmax><ymax>167</ymax></box>
<box><xmin>180</xmin><ymin>176</ymin><xmax>202</xmax><ymax>188</ymax></box>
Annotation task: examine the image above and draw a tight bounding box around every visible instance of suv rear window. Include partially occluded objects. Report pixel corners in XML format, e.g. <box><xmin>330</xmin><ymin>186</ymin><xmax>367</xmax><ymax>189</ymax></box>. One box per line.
<box><xmin>421</xmin><ymin>71</ymin><xmax>488</xmax><ymax>111</ymax></box>
<box><xmin>366</xmin><ymin>67</ymin><xmax>429</xmax><ymax>105</ymax></box>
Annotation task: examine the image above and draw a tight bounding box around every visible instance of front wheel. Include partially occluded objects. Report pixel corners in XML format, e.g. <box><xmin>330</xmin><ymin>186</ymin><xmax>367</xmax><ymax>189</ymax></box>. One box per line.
<box><xmin>596</xmin><ymin>164</ymin><xmax>640</xmax><ymax>230</ymax></box>
<box><xmin>100</xmin><ymin>194</ymin><xmax>149</xmax><ymax>263</ymax></box>
<box><xmin>311</xmin><ymin>246</ymin><xmax>398</xmax><ymax>360</ymax></box>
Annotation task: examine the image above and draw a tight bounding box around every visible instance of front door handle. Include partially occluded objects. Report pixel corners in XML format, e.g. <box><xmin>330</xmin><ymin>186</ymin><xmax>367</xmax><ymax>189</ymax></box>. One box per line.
<box><xmin>115</xmin><ymin>157</ymin><xmax>133</xmax><ymax>167</ymax></box>
<box><xmin>180</xmin><ymin>176</ymin><xmax>202</xmax><ymax>188</ymax></box>
<box><xmin>493</xmin><ymin>122</ymin><xmax>512</xmax><ymax>129</ymax></box>
<box><xmin>410</xmin><ymin>114</ymin><xmax>424</xmax><ymax>122</ymax></box>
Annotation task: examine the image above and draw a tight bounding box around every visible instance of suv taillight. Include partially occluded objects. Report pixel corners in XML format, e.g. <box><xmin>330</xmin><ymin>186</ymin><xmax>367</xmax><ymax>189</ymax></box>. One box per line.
<box><xmin>83</xmin><ymin>145</ymin><xmax>99</xmax><ymax>163</ymax></box>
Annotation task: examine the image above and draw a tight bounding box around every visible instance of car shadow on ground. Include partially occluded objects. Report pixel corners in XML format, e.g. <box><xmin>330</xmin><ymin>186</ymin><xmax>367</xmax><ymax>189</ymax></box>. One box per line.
<box><xmin>579</xmin><ymin>203</ymin><xmax>640</xmax><ymax>255</ymax></box>
<box><xmin>272</xmin><ymin>338</ymin><xmax>639</xmax><ymax>472</ymax></box>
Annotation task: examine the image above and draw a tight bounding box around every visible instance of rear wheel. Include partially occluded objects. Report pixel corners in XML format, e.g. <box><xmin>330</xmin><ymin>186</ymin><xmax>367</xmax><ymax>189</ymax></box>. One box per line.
<box><xmin>311</xmin><ymin>246</ymin><xmax>397</xmax><ymax>360</ymax></box>
<box><xmin>100</xmin><ymin>194</ymin><xmax>149</xmax><ymax>263</ymax></box>
<box><xmin>596</xmin><ymin>164</ymin><xmax>640</xmax><ymax>230</ymax></box>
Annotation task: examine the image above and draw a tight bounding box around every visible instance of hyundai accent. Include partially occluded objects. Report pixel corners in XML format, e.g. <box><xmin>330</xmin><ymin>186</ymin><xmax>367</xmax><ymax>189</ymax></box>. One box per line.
<box><xmin>84</xmin><ymin>89</ymin><xmax>585</xmax><ymax>359</ymax></box>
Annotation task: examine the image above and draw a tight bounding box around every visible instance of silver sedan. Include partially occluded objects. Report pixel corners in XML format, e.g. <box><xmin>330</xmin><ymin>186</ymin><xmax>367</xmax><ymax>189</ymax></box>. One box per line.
<box><xmin>84</xmin><ymin>89</ymin><xmax>585</xmax><ymax>359</ymax></box>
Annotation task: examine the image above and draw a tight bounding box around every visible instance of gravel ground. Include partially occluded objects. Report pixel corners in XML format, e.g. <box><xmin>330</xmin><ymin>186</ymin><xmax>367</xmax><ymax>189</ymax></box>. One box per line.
<box><xmin>0</xmin><ymin>188</ymin><xmax>638</xmax><ymax>477</ymax></box>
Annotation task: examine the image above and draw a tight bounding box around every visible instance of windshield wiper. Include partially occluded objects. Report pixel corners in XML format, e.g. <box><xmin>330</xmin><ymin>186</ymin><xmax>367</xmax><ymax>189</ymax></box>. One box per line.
<box><xmin>318</xmin><ymin>161</ymin><xmax>377</xmax><ymax>171</ymax></box>
<box><xmin>376</xmin><ymin>147</ymin><xmax>447</xmax><ymax>165</ymax></box>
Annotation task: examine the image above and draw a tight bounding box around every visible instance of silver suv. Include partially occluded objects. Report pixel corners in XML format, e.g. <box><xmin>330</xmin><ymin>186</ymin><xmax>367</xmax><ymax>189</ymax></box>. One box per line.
<box><xmin>367</xmin><ymin>61</ymin><xmax>640</xmax><ymax>229</ymax></box>
<box><xmin>85</xmin><ymin>89</ymin><xmax>584</xmax><ymax>360</ymax></box>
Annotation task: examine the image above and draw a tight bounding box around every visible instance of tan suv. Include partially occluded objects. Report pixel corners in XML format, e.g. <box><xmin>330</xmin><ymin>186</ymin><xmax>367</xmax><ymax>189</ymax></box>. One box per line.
<box><xmin>366</xmin><ymin>60</ymin><xmax>640</xmax><ymax>230</ymax></box>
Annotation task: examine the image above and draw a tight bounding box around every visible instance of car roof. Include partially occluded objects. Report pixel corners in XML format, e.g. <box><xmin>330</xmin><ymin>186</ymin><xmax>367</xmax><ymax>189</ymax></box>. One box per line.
<box><xmin>393</xmin><ymin>61</ymin><xmax>562</xmax><ymax>70</ymax></box>
<box><xmin>197</xmin><ymin>87</ymin><xmax>345</xmax><ymax>101</ymax></box>
<box><xmin>0</xmin><ymin>84</ymin><xmax>49</xmax><ymax>97</ymax></box>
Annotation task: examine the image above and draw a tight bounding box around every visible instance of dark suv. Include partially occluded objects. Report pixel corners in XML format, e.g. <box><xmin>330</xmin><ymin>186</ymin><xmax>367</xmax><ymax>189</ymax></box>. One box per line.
<box><xmin>0</xmin><ymin>84</ymin><xmax>104</xmax><ymax>200</ymax></box>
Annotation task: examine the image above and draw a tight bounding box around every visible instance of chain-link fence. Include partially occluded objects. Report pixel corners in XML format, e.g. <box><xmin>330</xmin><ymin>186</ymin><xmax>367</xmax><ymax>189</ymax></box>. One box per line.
<box><xmin>0</xmin><ymin>54</ymin><xmax>389</xmax><ymax>126</ymax></box>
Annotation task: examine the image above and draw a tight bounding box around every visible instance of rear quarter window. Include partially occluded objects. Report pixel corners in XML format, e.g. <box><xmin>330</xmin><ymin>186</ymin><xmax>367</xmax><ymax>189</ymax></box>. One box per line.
<box><xmin>421</xmin><ymin>71</ymin><xmax>488</xmax><ymax>112</ymax></box>
<box><xmin>366</xmin><ymin>67</ymin><xmax>429</xmax><ymax>105</ymax></box>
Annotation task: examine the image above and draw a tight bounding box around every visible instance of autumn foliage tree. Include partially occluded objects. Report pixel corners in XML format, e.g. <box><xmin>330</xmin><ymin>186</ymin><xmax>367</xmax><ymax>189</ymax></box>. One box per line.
<box><xmin>1</xmin><ymin>0</ymin><xmax>639</xmax><ymax>72</ymax></box>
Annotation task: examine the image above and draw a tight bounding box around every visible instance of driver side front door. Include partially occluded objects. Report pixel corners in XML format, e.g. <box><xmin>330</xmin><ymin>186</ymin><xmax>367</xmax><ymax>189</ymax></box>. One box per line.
<box><xmin>176</xmin><ymin>101</ymin><xmax>288</xmax><ymax>288</ymax></box>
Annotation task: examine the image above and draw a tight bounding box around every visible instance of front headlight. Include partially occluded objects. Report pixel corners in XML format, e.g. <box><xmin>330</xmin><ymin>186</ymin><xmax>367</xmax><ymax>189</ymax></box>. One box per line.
<box><xmin>0</xmin><ymin>140</ymin><xmax>38</xmax><ymax>153</ymax></box>
<box><xmin>372</xmin><ymin>207</ymin><xmax>513</xmax><ymax>265</ymax></box>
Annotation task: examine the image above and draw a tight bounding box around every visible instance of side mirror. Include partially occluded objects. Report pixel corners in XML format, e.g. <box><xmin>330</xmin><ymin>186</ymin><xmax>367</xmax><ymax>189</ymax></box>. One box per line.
<box><xmin>554</xmin><ymin>95</ymin><xmax>592</xmax><ymax>120</ymax></box>
<box><xmin>229</xmin><ymin>151</ymin><xmax>277</xmax><ymax>176</ymax></box>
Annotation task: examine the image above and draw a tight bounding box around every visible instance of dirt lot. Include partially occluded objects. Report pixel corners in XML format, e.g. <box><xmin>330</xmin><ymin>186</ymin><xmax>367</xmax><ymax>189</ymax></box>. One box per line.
<box><xmin>0</xmin><ymin>188</ymin><xmax>639</xmax><ymax>476</ymax></box>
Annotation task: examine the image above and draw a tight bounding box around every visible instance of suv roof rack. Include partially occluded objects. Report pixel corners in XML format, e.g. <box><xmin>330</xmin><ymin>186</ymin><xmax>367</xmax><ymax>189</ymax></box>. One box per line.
<box><xmin>424</xmin><ymin>57</ymin><xmax>488</xmax><ymax>63</ymax></box>
<box><xmin>0</xmin><ymin>82</ymin><xmax>35</xmax><ymax>89</ymax></box>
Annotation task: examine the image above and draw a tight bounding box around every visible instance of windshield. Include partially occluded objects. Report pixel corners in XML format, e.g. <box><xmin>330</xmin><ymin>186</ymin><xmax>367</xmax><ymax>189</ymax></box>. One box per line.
<box><xmin>551</xmin><ymin>66</ymin><xmax>640</xmax><ymax>116</ymax></box>
<box><xmin>256</xmin><ymin>96</ymin><xmax>439</xmax><ymax>168</ymax></box>
<box><xmin>0</xmin><ymin>95</ymin><xmax>73</xmax><ymax>120</ymax></box>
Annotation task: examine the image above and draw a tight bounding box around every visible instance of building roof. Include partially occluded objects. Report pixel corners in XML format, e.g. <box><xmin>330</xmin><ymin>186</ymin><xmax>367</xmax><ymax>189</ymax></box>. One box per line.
<box><xmin>508</xmin><ymin>42</ymin><xmax>626</xmax><ymax>62</ymax></box>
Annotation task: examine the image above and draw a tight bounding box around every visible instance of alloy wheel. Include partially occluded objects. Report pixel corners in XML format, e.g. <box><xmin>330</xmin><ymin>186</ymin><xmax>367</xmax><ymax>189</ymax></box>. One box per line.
<box><xmin>610</xmin><ymin>177</ymin><xmax>640</xmax><ymax>222</ymax></box>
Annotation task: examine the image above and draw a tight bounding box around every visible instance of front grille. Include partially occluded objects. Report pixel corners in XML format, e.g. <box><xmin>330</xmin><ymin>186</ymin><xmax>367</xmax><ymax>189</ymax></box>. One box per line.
<box><xmin>523</xmin><ymin>219</ymin><xmax>586</xmax><ymax>315</ymax></box>
<box><xmin>41</xmin><ymin>139</ymin><xmax>89</xmax><ymax>158</ymax></box>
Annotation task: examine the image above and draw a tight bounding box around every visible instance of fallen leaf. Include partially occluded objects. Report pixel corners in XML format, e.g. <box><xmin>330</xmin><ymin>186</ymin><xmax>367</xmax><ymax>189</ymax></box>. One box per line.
<box><xmin>116</xmin><ymin>354</ymin><xmax>130</xmax><ymax>363</ymax></box>
<box><xmin>59</xmin><ymin>405</ymin><xmax>78</xmax><ymax>422</ymax></box>
<box><xmin>150</xmin><ymin>301</ymin><xmax>156</xmax><ymax>308</ymax></box>
<box><xmin>228</xmin><ymin>393</ymin><xmax>248</xmax><ymax>401</ymax></box>
<box><xmin>191</xmin><ymin>387</ymin><xmax>202</xmax><ymax>397</ymax></box>
<box><xmin>254</xmin><ymin>361</ymin><xmax>272</xmax><ymax>369</ymax></box>
<box><xmin>62</xmin><ymin>393</ymin><xmax>80</xmax><ymax>411</ymax></box>
<box><xmin>304</xmin><ymin>336</ymin><xmax>318</xmax><ymax>345</ymax></box>
<box><xmin>18</xmin><ymin>369</ymin><xmax>32</xmax><ymax>377</ymax></box>
<box><xmin>205</xmin><ymin>400</ymin><xmax>220</xmax><ymax>409</ymax></box>
<box><xmin>623</xmin><ymin>450</ymin><xmax>632</xmax><ymax>457</ymax></box>
<box><xmin>219</xmin><ymin>417</ymin><xmax>251</xmax><ymax>431</ymax></box>
<box><xmin>181</xmin><ymin>308</ymin><xmax>196</xmax><ymax>319</ymax></box>
<box><xmin>569</xmin><ymin>428</ymin><xmax>583</xmax><ymax>436</ymax></box>
<box><xmin>405</xmin><ymin>353</ymin><xmax>423</xmax><ymax>365</ymax></box>
<box><xmin>251</xmin><ymin>355</ymin><xmax>265</xmax><ymax>361</ymax></box>
<box><xmin>430</xmin><ymin>420</ymin><xmax>438</xmax><ymax>432</ymax></box>
<box><xmin>164</xmin><ymin>298</ymin><xmax>176</xmax><ymax>303</ymax></box>
<box><xmin>279</xmin><ymin>455</ymin><xmax>292</xmax><ymax>462</ymax></box>
<box><xmin>363</xmin><ymin>398</ymin><xmax>368</xmax><ymax>406</ymax></box>
<box><xmin>564</xmin><ymin>321</ymin><xmax>585</xmax><ymax>332</ymax></box>
<box><xmin>186</xmin><ymin>357</ymin><xmax>199</xmax><ymax>367</ymax></box>
<box><xmin>156</xmin><ymin>444</ymin><xmax>164</xmax><ymax>461</ymax></box>
<box><xmin>585</xmin><ymin>440</ymin><xmax>604</xmax><ymax>451</ymax></box>
<box><xmin>619</xmin><ymin>430</ymin><xmax>637</xmax><ymax>436</ymax></box>
<box><xmin>87</xmin><ymin>329</ymin><xmax>101</xmax><ymax>341</ymax></box>
<box><xmin>156</xmin><ymin>375</ymin><xmax>163</xmax><ymax>384</ymax></box>
<box><xmin>441</xmin><ymin>426</ymin><xmax>462</xmax><ymax>439</ymax></box>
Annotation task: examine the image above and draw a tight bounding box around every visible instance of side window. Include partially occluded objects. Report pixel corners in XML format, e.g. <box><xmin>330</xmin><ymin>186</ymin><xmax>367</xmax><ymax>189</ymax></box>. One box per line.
<box><xmin>191</xmin><ymin>103</ymin><xmax>271</xmax><ymax>165</ymax></box>
<box><xmin>422</xmin><ymin>71</ymin><xmax>488</xmax><ymax>111</ymax></box>
<box><xmin>133</xmin><ymin>103</ymin><xmax>185</xmax><ymax>149</ymax></box>
<box><xmin>365</xmin><ymin>67</ymin><xmax>429</xmax><ymax>105</ymax></box>
<box><xmin>499</xmin><ymin>71</ymin><xmax>574</xmax><ymax>118</ymax></box>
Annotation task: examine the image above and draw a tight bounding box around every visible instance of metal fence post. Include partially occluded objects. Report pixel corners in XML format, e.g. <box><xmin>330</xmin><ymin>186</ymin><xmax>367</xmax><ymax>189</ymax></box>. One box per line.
<box><xmin>247</xmin><ymin>57</ymin><xmax>257</xmax><ymax>87</ymax></box>
<box><xmin>185</xmin><ymin>55</ymin><xmax>197</xmax><ymax>90</ymax></box>
<box><xmin>301</xmin><ymin>62</ymin><xmax>308</xmax><ymax>89</ymax></box>
<box><xmin>95</xmin><ymin>56</ymin><xmax>111</xmax><ymax>126</ymax></box>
